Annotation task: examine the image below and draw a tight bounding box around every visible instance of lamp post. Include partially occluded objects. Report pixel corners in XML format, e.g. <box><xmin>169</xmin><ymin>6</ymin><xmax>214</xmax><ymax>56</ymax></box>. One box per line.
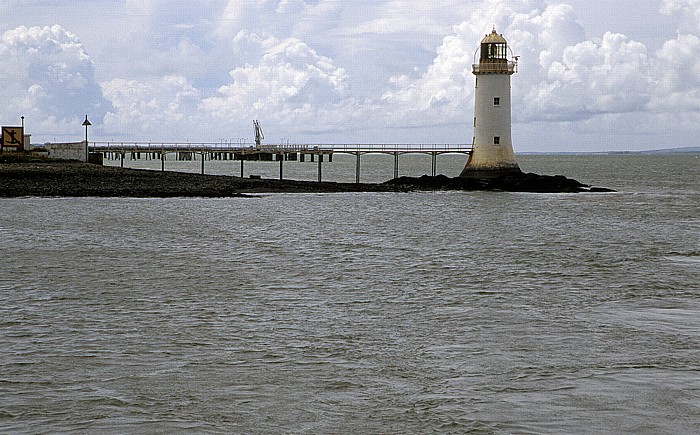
<box><xmin>82</xmin><ymin>115</ymin><xmax>91</xmax><ymax>162</ymax></box>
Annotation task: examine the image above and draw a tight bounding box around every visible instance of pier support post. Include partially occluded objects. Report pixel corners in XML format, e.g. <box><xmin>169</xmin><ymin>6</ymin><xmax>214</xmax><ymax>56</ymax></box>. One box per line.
<box><xmin>355</xmin><ymin>152</ymin><xmax>361</xmax><ymax>183</ymax></box>
<box><xmin>317</xmin><ymin>157</ymin><xmax>322</xmax><ymax>182</ymax></box>
<box><xmin>161</xmin><ymin>149</ymin><xmax>165</xmax><ymax>172</ymax></box>
<box><xmin>431</xmin><ymin>153</ymin><xmax>437</xmax><ymax>177</ymax></box>
<box><xmin>394</xmin><ymin>153</ymin><xmax>399</xmax><ymax>179</ymax></box>
<box><xmin>201</xmin><ymin>152</ymin><xmax>205</xmax><ymax>174</ymax></box>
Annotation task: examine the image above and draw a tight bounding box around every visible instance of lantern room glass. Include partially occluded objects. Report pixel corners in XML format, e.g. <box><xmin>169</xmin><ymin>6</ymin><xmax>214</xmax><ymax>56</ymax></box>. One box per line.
<box><xmin>481</xmin><ymin>43</ymin><xmax>507</xmax><ymax>61</ymax></box>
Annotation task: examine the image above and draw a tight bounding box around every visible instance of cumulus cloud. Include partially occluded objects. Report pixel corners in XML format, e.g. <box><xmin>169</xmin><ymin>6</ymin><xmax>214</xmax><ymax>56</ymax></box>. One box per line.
<box><xmin>202</xmin><ymin>36</ymin><xmax>361</xmax><ymax>133</ymax></box>
<box><xmin>652</xmin><ymin>33</ymin><xmax>700</xmax><ymax>112</ymax></box>
<box><xmin>101</xmin><ymin>76</ymin><xmax>201</xmax><ymax>139</ymax></box>
<box><xmin>379</xmin><ymin>0</ymin><xmax>700</xmax><ymax>137</ymax></box>
<box><xmin>525</xmin><ymin>32</ymin><xmax>654</xmax><ymax>120</ymax></box>
<box><xmin>217</xmin><ymin>0</ymin><xmax>321</xmax><ymax>39</ymax></box>
<box><xmin>661</xmin><ymin>0</ymin><xmax>700</xmax><ymax>32</ymax></box>
<box><xmin>0</xmin><ymin>25</ymin><xmax>110</xmax><ymax>136</ymax></box>
<box><xmin>380</xmin><ymin>1</ymin><xmax>590</xmax><ymax>125</ymax></box>
<box><xmin>345</xmin><ymin>1</ymin><xmax>462</xmax><ymax>37</ymax></box>
<box><xmin>3</xmin><ymin>1</ymin><xmax>700</xmax><ymax>149</ymax></box>
<box><xmin>655</xmin><ymin>0</ymin><xmax>700</xmax><ymax>122</ymax></box>
<box><xmin>381</xmin><ymin>28</ymin><xmax>472</xmax><ymax>127</ymax></box>
<box><xmin>96</xmin><ymin>0</ymin><xmax>700</xmax><ymax>144</ymax></box>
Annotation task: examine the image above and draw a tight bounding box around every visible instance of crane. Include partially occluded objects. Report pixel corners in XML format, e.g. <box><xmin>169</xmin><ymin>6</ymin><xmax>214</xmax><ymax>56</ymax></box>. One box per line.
<box><xmin>254</xmin><ymin>120</ymin><xmax>264</xmax><ymax>148</ymax></box>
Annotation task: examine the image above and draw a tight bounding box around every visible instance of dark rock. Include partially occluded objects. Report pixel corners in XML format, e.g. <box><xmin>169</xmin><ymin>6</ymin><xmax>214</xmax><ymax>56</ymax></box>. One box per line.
<box><xmin>382</xmin><ymin>172</ymin><xmax>613</xmax><ymax>193</ymax></box>
<box><xmin>0</xmin><ymin>160</ymin><xmax>614</xmax><ymax>197</ymax></box>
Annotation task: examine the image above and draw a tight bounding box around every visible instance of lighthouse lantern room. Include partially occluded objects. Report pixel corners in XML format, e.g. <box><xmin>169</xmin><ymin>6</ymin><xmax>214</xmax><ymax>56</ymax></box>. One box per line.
<box><xmin>460</xmin><ymin>28</ymin><xmax>521</xmax><ymax>177</ymax></box>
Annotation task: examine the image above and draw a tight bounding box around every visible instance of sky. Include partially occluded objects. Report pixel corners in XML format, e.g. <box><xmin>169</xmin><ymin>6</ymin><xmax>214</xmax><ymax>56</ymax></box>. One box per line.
<box><xmin>0</xmin><ymin>0</ymin><xmax>698</xmax><ymax>152</ymax></box>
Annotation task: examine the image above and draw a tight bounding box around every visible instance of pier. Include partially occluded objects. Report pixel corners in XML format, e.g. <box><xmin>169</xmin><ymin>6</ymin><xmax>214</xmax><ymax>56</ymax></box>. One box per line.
<box><xmin>89</xmin><ymin>142</ymin><xmax>472</xmax><ymax>182</ymax></box>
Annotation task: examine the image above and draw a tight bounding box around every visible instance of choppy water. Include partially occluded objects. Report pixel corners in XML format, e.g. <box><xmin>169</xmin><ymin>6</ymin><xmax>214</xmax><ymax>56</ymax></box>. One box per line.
<box><xmin>1</xmin><ymin>154</ymin><xmax>699</xmax><ymax>433</ymax></box>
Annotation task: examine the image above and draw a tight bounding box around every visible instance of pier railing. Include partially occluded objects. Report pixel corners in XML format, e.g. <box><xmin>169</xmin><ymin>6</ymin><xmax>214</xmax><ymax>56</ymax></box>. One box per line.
<box><xmin>89</xmin><ymin>142</ymin><xmax>472</xmax><ymax>154</ymax></box>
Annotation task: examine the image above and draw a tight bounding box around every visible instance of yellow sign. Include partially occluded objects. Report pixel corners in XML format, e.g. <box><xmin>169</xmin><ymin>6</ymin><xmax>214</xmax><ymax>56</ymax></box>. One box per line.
<box><xmin>2</xmin><ymin>126</ymin><xmax>24</xmax><ymax>151</ymax></box>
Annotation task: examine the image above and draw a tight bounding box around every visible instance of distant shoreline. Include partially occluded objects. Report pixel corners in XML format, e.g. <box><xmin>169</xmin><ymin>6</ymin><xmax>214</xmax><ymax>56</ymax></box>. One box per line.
<box><xmin>517</xmin><ymin>146</ymin><xmax>700</xmax><ymax>155</ymax></box>
<box><xmin>0</xmin><ymin>158</ymin><xmax>614</xmax><ymax>197</ymax></box>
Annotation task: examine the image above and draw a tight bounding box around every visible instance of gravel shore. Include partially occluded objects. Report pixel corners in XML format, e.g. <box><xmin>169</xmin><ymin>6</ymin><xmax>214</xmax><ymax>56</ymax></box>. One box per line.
<box><xmin>0</xmin><ymin>158</ymin><xmax>611</xmax><ymax>198</ymax></box>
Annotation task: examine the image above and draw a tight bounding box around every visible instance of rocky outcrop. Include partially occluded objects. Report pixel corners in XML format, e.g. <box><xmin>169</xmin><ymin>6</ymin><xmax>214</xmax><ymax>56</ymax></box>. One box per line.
<box><xmin>0</xmin><ymin>160</ymin><xmax>614</xmax><ymax>197</ymax></box>
<box><xmin>383</xmin><ymin>172</ymin><xmax>615</xmax><ymax>193</ymax></box>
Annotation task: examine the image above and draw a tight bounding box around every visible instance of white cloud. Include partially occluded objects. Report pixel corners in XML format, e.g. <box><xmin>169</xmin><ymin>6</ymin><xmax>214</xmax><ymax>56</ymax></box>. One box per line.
<box><xmin>345</xmin><ymin>1</ymin><xmax>458</xmax><ymax>37</ymax></box>
<box><xmin>202</xmin><ymin>36</ymin><xmax>359</xmax><ymax>134</ymax></box>
<box><xmin>652</xmin><ymin>33</ymin><xmax>700</xmax><ymax>112</ymax></box>
<box><xmin>661</xmin><ymin>0</ymin><xmax>700</xmax><ymax>32</ymax></box>
<box><xmin>0</xmin><ymin>25</ymin><xmax>110</xmax><ymax>137</ymax></box>
<box><xmin>276</xmin><ymin>0</ymin><xmax>307</xmax><ymax>15</ymax></box>
<box><xmin>655</xmin><ymin>1</ymin><xmax>700</xmax><ymax>120</ymax></box>
<box><xmin>2</xmin><ymin>1</ymin><xmax>700</xmax><ymax>149</ymax></box>
<box><xmin>379</xmin><ymin>1</ymin><xmax>590</xmax><ymax>126</ymax></box>
<box><xmin>101</xmin><ymin>76</ymin><xmax>201</xmax><ymax>138</ymax></box>
<box><xmin>217</xmin><ymin>0</ymin><xmax>297</xmax><ymax>38</ymax></box>
<box><xmin>525</xmin><ymin>32</ymin><xmax>654</xmax><ymax>120</ymax></box>
<box><xmin>381</xmin><ymin>28</ymin><xmax>472</xmax><ymax>127</ymax></box>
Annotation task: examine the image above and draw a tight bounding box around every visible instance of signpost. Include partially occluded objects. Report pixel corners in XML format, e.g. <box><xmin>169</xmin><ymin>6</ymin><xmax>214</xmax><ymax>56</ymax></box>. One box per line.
<box><xmin>1</xmin><ymin>126</ymin><xmax>25</xmax><ymax>152</ymax></box>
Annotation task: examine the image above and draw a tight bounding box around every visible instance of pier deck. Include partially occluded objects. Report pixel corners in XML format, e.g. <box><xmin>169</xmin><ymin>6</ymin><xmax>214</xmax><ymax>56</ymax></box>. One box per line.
<box><xmin>89</xmin><ymin>142</ymin><xmax>473</xmax><ymax>182</ymax></box>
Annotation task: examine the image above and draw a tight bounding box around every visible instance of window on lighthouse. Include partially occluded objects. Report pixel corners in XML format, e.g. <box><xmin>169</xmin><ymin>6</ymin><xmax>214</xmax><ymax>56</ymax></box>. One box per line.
<box><xmin>494</xmin><ymin>97</ymin><xmax>500</xmax><ymax>106</ymax></box>
<box><xmin>494</xmin><ymin>136</ymin><xmax>501</xmax><ymax>145</ymax></box>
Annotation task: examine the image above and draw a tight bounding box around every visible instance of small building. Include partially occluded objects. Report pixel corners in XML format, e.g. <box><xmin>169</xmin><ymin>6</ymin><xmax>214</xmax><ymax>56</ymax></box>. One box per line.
<box><xmin>45</xmin><ymin>141</ymin><xmax>88</xmax><ymax>162</ymax></box>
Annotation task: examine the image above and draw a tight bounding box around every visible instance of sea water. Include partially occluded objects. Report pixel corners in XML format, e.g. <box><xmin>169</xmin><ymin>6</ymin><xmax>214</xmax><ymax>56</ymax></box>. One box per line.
<box><xmin>1</xmin><ymin>154</ymin><xmax>699</xmax><ymax>433</ymax></box>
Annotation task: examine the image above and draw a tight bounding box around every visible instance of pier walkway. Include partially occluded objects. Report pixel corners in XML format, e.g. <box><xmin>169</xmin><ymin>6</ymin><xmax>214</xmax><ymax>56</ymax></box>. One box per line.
<box><xmin>89</xmin><ymin>142</ymin><xmax>473</xmax><ymax>182</ymax></box>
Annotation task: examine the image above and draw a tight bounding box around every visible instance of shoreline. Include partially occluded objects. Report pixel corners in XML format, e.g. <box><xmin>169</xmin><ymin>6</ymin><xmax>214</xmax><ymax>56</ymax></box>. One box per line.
<box><xmin>0</xmin><ymin>159</ymin><xmax>613</xmax><ymax>198</ymax></box>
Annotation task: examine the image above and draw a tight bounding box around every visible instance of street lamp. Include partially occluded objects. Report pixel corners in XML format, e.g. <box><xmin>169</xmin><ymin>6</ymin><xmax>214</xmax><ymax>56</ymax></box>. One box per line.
<box><xmin>82</xmin><ymin>115</ymin><xmax>91</xmax><ymax>162</ymax></box>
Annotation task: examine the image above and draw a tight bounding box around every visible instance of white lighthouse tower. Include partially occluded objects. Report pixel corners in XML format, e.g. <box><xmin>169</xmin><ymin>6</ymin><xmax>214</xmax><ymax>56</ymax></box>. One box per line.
<box><xmin>460</xmin><ymin>29</ymin><xmax>521</xmax><ymax>177</ymax></box>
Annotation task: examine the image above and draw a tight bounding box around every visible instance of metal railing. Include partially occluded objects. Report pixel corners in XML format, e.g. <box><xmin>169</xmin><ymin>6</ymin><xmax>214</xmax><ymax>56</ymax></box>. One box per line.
<box><xmin>472</xmin><ymin>61</ymin><xmax>517</xmax><ymax>74</ymax></box>
<box><xmin>89</xmin><ymin>142</ymin><xmax>472</xmax><ymax>154</ymax></box>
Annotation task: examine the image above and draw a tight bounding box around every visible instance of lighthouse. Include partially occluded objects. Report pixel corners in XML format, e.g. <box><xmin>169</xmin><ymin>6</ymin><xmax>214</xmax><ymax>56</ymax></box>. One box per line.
<box><xmin>460</xmin><ymin>29</ymin><xmax>521</xmax><ymax>177</ymax></box>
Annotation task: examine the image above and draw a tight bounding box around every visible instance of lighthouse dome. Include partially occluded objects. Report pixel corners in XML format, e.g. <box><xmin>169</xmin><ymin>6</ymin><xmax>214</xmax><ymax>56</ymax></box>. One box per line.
<box><xmin>482</xmin><ymin>29</ymin><xmax>507</xmax><ymax>44</ymax></box>
<box><xmin>478</xmin><ymin>28</ymin><xmax>510</xmax><ymax>64</ymax></box>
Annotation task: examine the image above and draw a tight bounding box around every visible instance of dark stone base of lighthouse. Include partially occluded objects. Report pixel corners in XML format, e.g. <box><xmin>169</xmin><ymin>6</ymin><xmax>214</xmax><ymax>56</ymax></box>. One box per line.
<box><xmin>458</xmin><ymin>165</ymin><xmax>522</xmax><ymax>179</ymax></box>
<box><xmin>384</xmin><ymin>172</ymin><xmax>614</xmax><ymax>193</ymax></box>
